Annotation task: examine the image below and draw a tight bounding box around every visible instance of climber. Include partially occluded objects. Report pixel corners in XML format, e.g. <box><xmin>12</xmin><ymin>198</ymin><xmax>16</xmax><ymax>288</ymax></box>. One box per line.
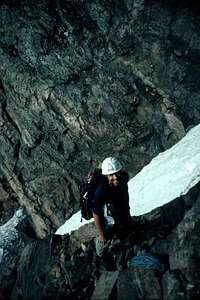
<box><xmin>92</xmin><ymin>157</ymin><xmax>134</xmax><ymax>257</ymax></box>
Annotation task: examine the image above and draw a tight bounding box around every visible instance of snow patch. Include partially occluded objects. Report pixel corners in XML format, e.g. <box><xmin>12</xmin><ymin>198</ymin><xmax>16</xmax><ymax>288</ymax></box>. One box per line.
<box><xmin>56</xmin><ymin>123</ymin><xmax>200</xmax><ymax>235</ymax></box>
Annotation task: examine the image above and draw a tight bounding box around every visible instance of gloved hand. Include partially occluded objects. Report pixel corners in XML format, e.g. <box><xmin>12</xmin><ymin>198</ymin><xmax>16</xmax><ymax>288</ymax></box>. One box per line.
<box><xmin>95</xmin><ymin>237</ymin><xmax>110</xmax><ymax>257</ymax></box>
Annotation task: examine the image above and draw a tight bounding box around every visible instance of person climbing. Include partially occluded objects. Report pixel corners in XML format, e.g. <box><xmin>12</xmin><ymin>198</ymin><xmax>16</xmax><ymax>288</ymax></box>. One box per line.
<box><xmin>92</xmin><ymin>157</ymin><xmax>134</xmax><ymax>257</ymax></box>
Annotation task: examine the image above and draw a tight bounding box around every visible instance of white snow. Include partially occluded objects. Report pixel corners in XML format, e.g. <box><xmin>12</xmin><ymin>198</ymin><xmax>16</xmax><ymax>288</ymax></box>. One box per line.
<box><xmin>0</xmin><ymin>208</ymin><xmax>25</xmax><ymax>237</ymax></box>
<box><xmin>128</xmin><ymin>124</ymin><xmax>200</xmax><ymax>216</ymax></box>
<box><xmin>55</xmin><ymin>210</ymin><xmax>93</xmax><ymax>235</ymax></box>
<box><xmin>55</xmin><ymin>124</ymin><xmax>200</xmax><ymax>236</ymax></box>
<box><xmin>0</xmin><ymin>208</ymin><xmax>26</xmax><ymax>248</ymax></box>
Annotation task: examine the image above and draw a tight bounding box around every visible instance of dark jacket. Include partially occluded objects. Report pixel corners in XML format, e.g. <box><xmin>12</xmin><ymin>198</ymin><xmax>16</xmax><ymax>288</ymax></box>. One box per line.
<box><xmin>91</xmin><ymin>171</ymin><xmax>131</xmax><ymax>226</ymax></box>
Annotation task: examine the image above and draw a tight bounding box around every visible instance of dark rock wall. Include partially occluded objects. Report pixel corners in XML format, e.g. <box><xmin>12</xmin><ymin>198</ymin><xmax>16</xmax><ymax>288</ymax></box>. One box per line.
<box><xmin>5</xmin><ymin>181</ymin><xmax>200</xmax><ymax>300</ymax></box>
<box><xmin>0</xmin><ymin>0</ymin><xmax>200</xmax><ymax>236</ymax></box>
<box><xmin>0</xmin><ymin>209</ymin><xmax>36</xmax><ymax>299</ymax></box>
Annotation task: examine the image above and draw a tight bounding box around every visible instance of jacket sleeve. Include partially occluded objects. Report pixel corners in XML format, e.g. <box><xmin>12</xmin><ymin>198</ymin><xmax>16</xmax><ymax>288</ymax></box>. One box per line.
<box><xmin>91</xmin><ymin>185</ymin><xmax>104</xmax><ymax>216</ymax></box>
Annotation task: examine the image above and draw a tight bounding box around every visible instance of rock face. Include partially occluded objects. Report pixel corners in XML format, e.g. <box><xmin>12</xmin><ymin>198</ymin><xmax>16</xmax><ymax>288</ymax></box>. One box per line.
<box><xmin>0</xmin><ymin>1</ymin><xmax>200</xmax><ymax>297</ymax></box>
<box><xmin>1</xmin><ymin>0</ymin><xmax>200</xmax><ymax>236</ymax></box>
<box><xmin>55</xmin><ymin>123</ymin><xmax>200</xmax><ymax>237</ymax></box>
<box><xmin>0</xmin><ymin>180</ymin><xmax>19</xmax><ymax>225</ymax></box>
<box><xmin>0</xmin><ymin>178</ymin><xmax>199</xmax><ymax>299</ymax></box>
<box><xmin>0</xmin><ymin>209</ymin><xmax>36</xmax><ymax>299</ymax></box>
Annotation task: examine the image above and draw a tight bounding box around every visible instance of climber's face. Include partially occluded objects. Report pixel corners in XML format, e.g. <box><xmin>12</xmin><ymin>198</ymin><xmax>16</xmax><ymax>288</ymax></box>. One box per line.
<box><xmin>107</xmin><ymin>172</ymin><xmax>120</xmax><ymax>186</ymax></box>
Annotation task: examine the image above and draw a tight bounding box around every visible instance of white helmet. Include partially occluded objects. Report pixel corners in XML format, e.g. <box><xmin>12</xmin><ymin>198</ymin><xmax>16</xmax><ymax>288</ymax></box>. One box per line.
<box><xmin>102</xmin><ymin>157</ymin><xmax>122</xmax><ymax>175</ymax></box>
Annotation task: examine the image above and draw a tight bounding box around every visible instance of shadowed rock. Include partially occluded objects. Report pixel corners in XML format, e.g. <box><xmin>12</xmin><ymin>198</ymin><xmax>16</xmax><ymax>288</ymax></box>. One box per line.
<box><xmin>0</xmin><ymin>209</ymin><xmax>36</xmax><ymax>299</ymax></box>
<box><xmin>2</xmin><ymin>178</ymin><xmax>199</xmax><ymax>299</ymax></box>
<box><xmin>0</xmin><ymin>0</ymin><xmax>200</xmax><ymax>299</ymax></box>
<box><xmin>1</xmin><ymin>0</ymin><xmax>200</xmax><ymax>236</ymax></box>
<box><xmin>117</xmin><ymin>268</ymin><xmax>161</xmax><ymax>300</ymax></box>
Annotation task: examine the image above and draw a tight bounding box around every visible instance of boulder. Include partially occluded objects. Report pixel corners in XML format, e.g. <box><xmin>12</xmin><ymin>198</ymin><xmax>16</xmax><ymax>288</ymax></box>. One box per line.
<box><xmin>117</xmin><ymin>268</ymin><xmax>161</xmax><ymax>299</ymax></box>
<box><xmin>91</xmin><ymin>271</ymin><xmax>119</xmax><ymax>300</ymax></box>
<box><xmin>0</xmin><ymin>209</ymin><xmax>35</xmax><ymax>299</ymax></box>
